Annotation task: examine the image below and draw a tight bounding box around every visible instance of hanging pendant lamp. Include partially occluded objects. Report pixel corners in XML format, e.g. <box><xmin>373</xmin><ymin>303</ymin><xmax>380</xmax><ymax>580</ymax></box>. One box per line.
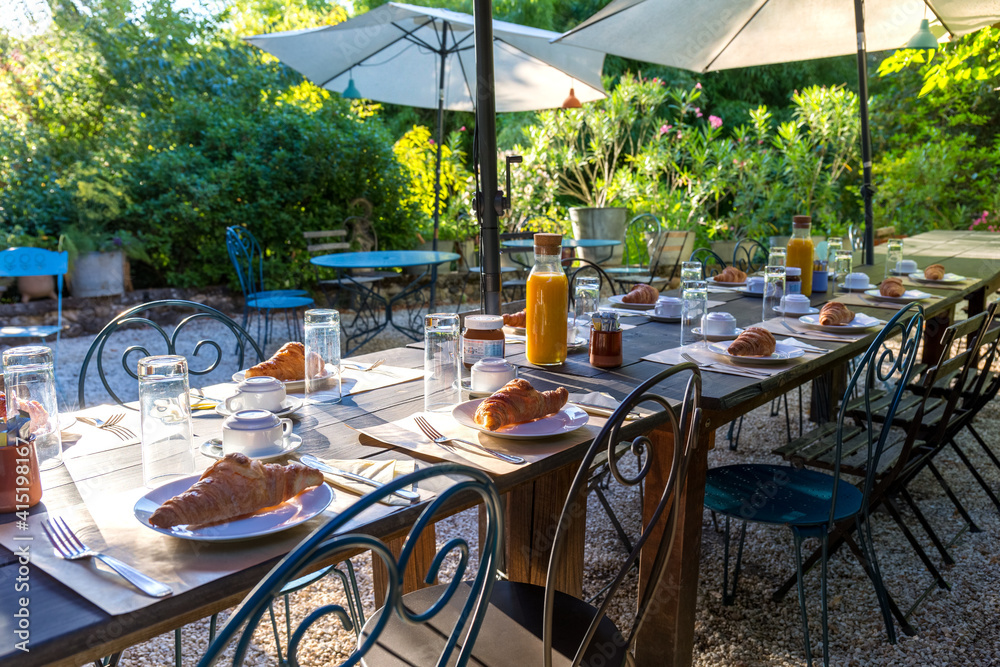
<box><xmin>561</xmin><ymin>87</ymin><xmax>582</xmax><ymax>109</ymax></box>
<box><xmin>905</xmin><ymin>19</ymin><xmax>939</xmax><ymax>50</ymax></box>
<box><xmin>343</xmin><ymin>76</ymin><xmax>362</xmax><ymax>99</ymax></box>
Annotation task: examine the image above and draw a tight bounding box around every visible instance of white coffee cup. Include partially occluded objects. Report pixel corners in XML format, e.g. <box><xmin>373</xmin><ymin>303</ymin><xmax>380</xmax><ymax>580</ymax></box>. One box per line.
<box><xmin>702</xmin><ymin>312</ymin><xmax>738</xmax><ymax>335</ymax></box>
<box><xmin>471</xmin><ymin>357</ymin><xmax>517</xmax><ymax>393</ymax></box>
<box><xmin>782</xmin><ymin>294</ymin><xmax>812</xmax><ymax>314</ymax></box>
<box><xmin>655</xmin><ymin>297</ymin><xmax>683</xmax><ymax>318</ymax></box>
<box><xmin>845</xmin><ymin>272</ymin><xmax>870</xmax><ymax>289</ymax></box>
<box><xmin>746</xmin><ymin>276</ymin><xmax>765</xmax><ymax>293</ymax></box>
<box><xmin>225</xmin><ymin>376</ymin><xmax>286</xmax><ymax>413</ymax></box>
<box><xmin>222</xmin><ymin>409</ymin><xmax>293</xmax><ymax>457</ymax></box>
<box><xmin>896</xmin><ymin>259</ymin><xmax>918</xmax><ymax>274</ymax></box>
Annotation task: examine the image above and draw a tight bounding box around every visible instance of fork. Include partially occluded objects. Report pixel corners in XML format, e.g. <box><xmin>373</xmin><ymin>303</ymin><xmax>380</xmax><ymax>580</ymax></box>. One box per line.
<box><xmin>77</xmin><ymin>413</ymin><xmax>136</xmax><ymax>441</ymax></box>
<box><xmin>680</xmin><ymin>352</ymin><xmax>770</xmax><ymax>378</ymax></box>
<box><xmin>42</xmin><ymin>516</ymin><xmax>173</xmax><ymax>597</ymax></box>
<box><xmin>413</xmin><ymin>416</ymin><xmax>526</xmax><ymax>465</ymax></box>
<box><xmin>779</xmin><ymin>320</ymin><xmax>856</xmax><ymax>342</ymax></box>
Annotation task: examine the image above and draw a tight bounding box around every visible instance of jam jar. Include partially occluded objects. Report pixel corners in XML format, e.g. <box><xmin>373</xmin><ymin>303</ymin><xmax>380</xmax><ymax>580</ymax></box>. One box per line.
<box><xmin>462</xmin><ymin>315</ymin><xmax>504</xmax><ymax>369</ymax></box>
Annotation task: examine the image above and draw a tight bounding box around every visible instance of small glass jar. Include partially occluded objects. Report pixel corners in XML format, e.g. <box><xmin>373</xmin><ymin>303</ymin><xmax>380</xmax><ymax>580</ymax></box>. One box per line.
<box><xmin>785</xmin><ymin>266</ymin><xmax>802</xmax><ymax>294</ymax></box>
<box><xmin>462</xmin><ymin>315</ymin><xmax>505</xmax><ymax>369</ymax></box>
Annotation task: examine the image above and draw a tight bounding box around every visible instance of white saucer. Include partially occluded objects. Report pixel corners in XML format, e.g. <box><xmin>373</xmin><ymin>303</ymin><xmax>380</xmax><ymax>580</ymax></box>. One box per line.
<box><xmin>735</xmin><ymin>287</ymin><xmax>765</xmax><ymax>298</ymax></box>
<box><xmin>773</xmin><ymin>306</ymin><xmax>820</xmax><ymax>315</ymax></box>
<box><xmin>691</xmin><ymin>327</ymin><xmax>744</xmax><ymax>342</ymax></box>
<box><xmin>460</xmin><ymin>378</ymin><xmax>497</xmax><ymax>399</ymax></box>
<box><xmin>199</xmin><ymin>433</ymin><xmax>303</xmax><ymax>461</ymax></box>
<box><xmin>838</xmin><ymin>282</ymin><xmax>877</xmax><ymax>292</ymax></box>
<box><xmin>214</xmin><ymin>396</ymin><xmax>304</xmax><ymax>418</ymax></box>
<box><xmin>890</xmin><ymin>267</ymin><xmax>920</xmax><ymax>276</ymax></box>
<box><xmin>646</xmin><ymin>313</ymin><xmax>682</xmax><ymax>323</ymax></box>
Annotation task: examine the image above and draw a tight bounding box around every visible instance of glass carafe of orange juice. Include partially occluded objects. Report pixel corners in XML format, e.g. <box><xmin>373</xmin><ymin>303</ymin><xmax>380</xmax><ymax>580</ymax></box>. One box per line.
<box><xmin>786</xmin><ymin>215</ymin><xmax>815</xmax><ymax>296</ymax></box>
<box><xmin>526</xmin><ymin>233</ymin><xmax>568</xmax><ymax>365</ymax></box>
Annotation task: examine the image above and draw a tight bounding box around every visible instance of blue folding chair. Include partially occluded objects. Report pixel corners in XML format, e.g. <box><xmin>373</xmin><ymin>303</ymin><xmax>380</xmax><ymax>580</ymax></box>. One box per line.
<box><xmin>225</xmin><ymin>226</ymin><xmax>313</xmax><ymax>348</ymax></box>
<box><xmin>0</xmin><ymin>248</ymin><xmax>68</xmax><ymax>367</ymax></box>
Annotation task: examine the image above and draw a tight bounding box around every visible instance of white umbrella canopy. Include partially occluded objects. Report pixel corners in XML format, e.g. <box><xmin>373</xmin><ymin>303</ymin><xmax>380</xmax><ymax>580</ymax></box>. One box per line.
<box><xmin>245</xmin><ymin>2</ymin><xmax>606</xmax><ymax>112</ymax></box>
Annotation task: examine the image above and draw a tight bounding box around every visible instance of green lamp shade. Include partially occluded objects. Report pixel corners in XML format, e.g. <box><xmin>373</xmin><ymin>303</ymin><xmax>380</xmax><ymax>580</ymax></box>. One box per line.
<box><xmin>343</xmin><ymin>77</ymin><xmax>362</xmax><ymax>99</ymax></box>
<box><xmin>905</xmin><ymin>19</ymin><xmax>939</xmax><ymax>50</ymax></box>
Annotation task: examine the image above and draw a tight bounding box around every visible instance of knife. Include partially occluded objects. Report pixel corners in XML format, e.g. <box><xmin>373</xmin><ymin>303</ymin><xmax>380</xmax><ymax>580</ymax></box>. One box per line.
<box><xmin>299</xmin><ymin>454</ymin><xmax>420</xmax><ymax>503</ymax></box>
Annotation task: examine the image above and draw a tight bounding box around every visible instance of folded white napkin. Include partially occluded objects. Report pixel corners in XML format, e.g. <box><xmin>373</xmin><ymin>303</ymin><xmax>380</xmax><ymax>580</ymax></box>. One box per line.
<box><xmin>317</xmin><ymin>458</ymin><xmax>416</xmax><ymax>506</ymax></box>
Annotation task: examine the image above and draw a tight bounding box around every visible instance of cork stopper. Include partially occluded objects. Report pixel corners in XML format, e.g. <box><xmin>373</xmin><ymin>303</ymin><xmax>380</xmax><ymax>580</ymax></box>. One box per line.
<box><xmin>533</xmin><ymin>233</ymin><xmax>563</xmax><ymax>255</ymax></box>
<box><xmin>792</xmin><ymin>215</ymin><xmax>812</xmax><ymax>228</ymax></box>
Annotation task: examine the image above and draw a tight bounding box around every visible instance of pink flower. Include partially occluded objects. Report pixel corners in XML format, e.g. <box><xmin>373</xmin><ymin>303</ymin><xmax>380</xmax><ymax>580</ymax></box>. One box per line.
<box><xmin>459</xmin><ymin>126</ymin><xmax>466</xmax><ymax>131</ymax></box>
<box><xmin>676</xmin><ymin>131</ymin><xmax>683</xmax><ymax>140</ymax></box>
<box><xmin>658</xmin><ymin>124</ymin><xmax>673</xmax><ymax>136</ymax></box>
<box><xmin>694</xmin><ymin>107</ymin><xmax>703</xmax><ymax>118</ymax></box>
<box><xmin>429</xmin><ymin>139</ymin><xmax>435</xmax><ymax>145</ymax></box>
<box><xmin>709</xmin><ymin>115</ymin><xmax>723</xmax><ymax>129</ymax></box>
<box><xmin>695</xmin><ymin>82</ymin><xmax>702</xmax><ymax>89</ymax></box>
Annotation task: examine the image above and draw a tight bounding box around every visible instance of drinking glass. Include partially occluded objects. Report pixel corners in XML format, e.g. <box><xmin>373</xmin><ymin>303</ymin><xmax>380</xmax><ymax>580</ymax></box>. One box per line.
<box><xmin>680</xmin><ymin>280</ymin><xmax>708</xmax><ymax>347</ymax></box>
<box><xmin>886</xmin><ymin>239</ymin><xmax>904</xmax><ymax>278</ymax></box>
<box><xmin>826</xmin><ymin>238</ymin><xmax>843</xmax><ymax>289</ymax></box>
<box><xmin>681</xmin><ymin>261</ymin><xmax>702</xmax><ymax>286</ymax></box>
<box><xmin>834</xmin><ymin>250</ymin><xmax>854</xmax><ymax>290</ymax></box>
<box><xmin>424</xmin><ymin>313</ymin><xmax>461</xmax><ymax>413</ymax></box>
<box><xmin>138</xmin><ymin>355</ymin><xmax>194</xmax><ymax>488</ymax></box>
<box><xmin>767</xmin><ymin>247</ymin><xmax>787</xmax><ymax>268</ymax></box>
<box><xmin>574</xmin><ymin>276</ymin><xmax>600</xmax><ymax>319</ymax></box>
<box><xmin>763</xmin><ymin>265</ymin><xmax>786</xmax><ymax>322</ymax></box>
<box><xmin>304</xmin><ymin>309</ymin><xmax>342</xmax><ymax>402</ymax></box>
<box><xmin>3</xmin><ymin>345</ymin><xmax>61</xmax><ymax>471</ymax></box>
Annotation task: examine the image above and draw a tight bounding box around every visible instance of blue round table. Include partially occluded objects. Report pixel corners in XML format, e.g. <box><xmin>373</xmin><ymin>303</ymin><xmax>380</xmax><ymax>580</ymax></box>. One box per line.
<box><xmin>501</xmin><ymin>238</ymin><xmax>621</xmax><ymax>267</ymax></box>
<box><xmin>310</xmin><ymin>250</ymin><xmax>460</xmax><ymax>271</ymax></box>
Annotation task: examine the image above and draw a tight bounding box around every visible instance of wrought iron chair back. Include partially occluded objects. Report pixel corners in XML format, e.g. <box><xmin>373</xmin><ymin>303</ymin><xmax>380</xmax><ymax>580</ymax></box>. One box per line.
<box><xmin>78</xmin><ymin>300</ymin><xmax>264</xmax><ymax>409</ymax></box>
<box><xmin>198</xmin><ymin>464</ymin><xmax>504</xmax><ymax>667</ymax></box>
<box><xmin>0</xmin><ymin>247</ymin><xmax>69</xmax><ymax>365</ymax></box>
<box><xmin>731</xmin><ymin>239</ymin><xmax>769</xmax><ymax>274</ymax></box>
<box><xmin>688</xmin><ymin>247</ymin><xmax>727</xmax><ymax>279</ymax></box>
<box><xmin>619</xmin><ymin>213</ymin><xmax>664</xmax><ymax>270</ymax></box>
<box><xmin>562</xmin><ymin>257</ymin><xmax>615</xmax><ymax>312</ymax></box>
<box><xmin>542</xmin><ymin>363</ymin><xmax>702</xmax><ymax>667</ymax></box>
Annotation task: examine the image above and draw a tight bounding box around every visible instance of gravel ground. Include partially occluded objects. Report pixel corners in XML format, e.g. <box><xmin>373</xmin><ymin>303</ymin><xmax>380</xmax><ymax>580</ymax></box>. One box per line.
<box><xmin>17</xmin><ymin>304</ymin><xmax>1000</xmax><ymax>666</ymax></box>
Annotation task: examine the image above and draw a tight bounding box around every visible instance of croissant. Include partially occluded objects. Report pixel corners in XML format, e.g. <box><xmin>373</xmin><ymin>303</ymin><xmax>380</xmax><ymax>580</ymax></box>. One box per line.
<box><xmin>246</xmin><ymin>342</ymin><xmax>307</xmax><ymax>381</ymax></box>
<box><xmin>149</xmin><ymin>453</ymin><xmax>323</xmax><ymax>529</ymax></box>
<box><xmin>726</xmin><ymin>327</ymin><xmax>776</xmax><ymax>357</ymax></box>
<box><xmin>879</xmin><ymin>277</ymin><xmax>905</xmax><ymax>297</ymax></box>
<box><xmin>474</xmin><ymin>379</ymin><xmax>569</xmax><ymax>431</ymax></box>
<box><xmin>503</xmin><ymin>310</ymin><xmax>527</xmax><ymax>328</ymax></box>
<box><xmin>714</xmin><ymin>266</ymin><xmax>747</xmax><ymax>283</ymax></box>
<box><xmin>924</xmin><ymin>264</ymin><xmax>946</xmax><ymax>281</ymax></box>
<box><xmin>621</xmin><ymin>283</ymin><xmax>659</xmax><ymax>304</ymax></box>
<box><xmin>819</xmin><ymin>302</ymin><xmax>854</xmax><ymax>326</ymax></box>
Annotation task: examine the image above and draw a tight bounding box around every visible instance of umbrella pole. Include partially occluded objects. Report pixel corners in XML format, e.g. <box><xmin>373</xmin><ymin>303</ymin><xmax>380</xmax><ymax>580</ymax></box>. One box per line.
<box><xmin>474</xmin><ymin>0</ymin><xmax>501</xmax><ymax>315</ymax></box>
<box><xmin>430</xmin><ymin>49</ymin><xmax>446</xmax><ymax>309</ymax></box>
<box><xmin>854</xmin><ymin>0</ymin><xmax>876</xmax><ymax>265</ymax></box>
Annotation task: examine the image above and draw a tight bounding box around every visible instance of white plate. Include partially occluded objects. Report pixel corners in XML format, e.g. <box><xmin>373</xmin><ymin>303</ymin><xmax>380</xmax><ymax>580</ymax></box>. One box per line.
<box><xmin>908</xmin><ymin>272</ymin><xmax>966</xmax><ymax>284</ymax></box>
<box><xmin>838</xmin><ymin>282</ymin><xmax>877</xmax><ymax>292</ymax></box>
<box><xmin>134</xmin><ymin>471</ymin><xmax>332</xmax><ymax>542</ymax></box>
<box><xmin>773</xmin><ymin>306</ymin><xmax>820</xmax><ymax>315</ymax></box>
<box><xmin>691</xmin><ymin>327</ymin><xmax>744</xmax><ymax>342</ymax></box>
<box><xmin>711</xmin><ymin>278</ymin><xmax>747</xmax><ymax>287</ymax></box>
<box><xmin>645</xmin><ymin>313</ymin><xmax>682</xmax><ymax>323</ymax></box>
<box><xmin>863</xmin><ymin>289</ymin><xmax>932</xmax><ymax>303</ymax></box>
<box><xmin>199</xmin><ymin>433</ymin><xmax>303</xmax><ymax>461</ymax></box>
<box><xmin>503</xmin><ymin>325</ymin><xmax>527</xmax><ymax>336</ymax></box>
<box><xmin>707</xmin><ymin>341</ymin><xmax>806</xmax><ymax>365</ymax></box>
<box><xmin>58</xmin><ymin>414</ymin><xmax>76</xmax><ymax>432</ymax></box>
<box><xmin>735</xmin><ymin>287</ymin><xmax>765</xmax><ymax>298</ymax></box>
<box><xmin>608</xmin><ymin>294</ymin><xmax>658</xmax><ymax>310</ymax></box>
<box><xmin>232</xmin><ymin>371</ymin><xmax>305</xmax><ymax>392</ymax></box>
<box><xmin>214</xmin><ymin>396</ymin><xmax>304</xmax><ymax>418</ymax></box>
<box><xmin>451</xmin><ymin>399</ymin><xmax>589</xmax><ymax>440</ymax></box>
<box><xmin>798</xmin><ymin>313</ymin><xmax>886</xmax><ymax>333</ymax></box>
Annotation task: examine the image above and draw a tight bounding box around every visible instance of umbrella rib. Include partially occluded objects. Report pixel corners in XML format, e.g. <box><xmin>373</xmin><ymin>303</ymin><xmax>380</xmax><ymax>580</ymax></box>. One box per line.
<box><xmin>314</xmin><ymin>18</ymin><xmax>440</xmax><ymax>90</ymax></box>
<box><xmin>702</xmin><ymin>0</ymin><xmax>772</xmax><ymax>72</ymax></box>
<box><xmin>555</xmin><ymin>0</ymin><xmax>647</xmax><ymax>43</ymax></box>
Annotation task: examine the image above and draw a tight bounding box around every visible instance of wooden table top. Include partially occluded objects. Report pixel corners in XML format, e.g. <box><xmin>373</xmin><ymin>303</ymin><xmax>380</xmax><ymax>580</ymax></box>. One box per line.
<box><xmin>3</xmin><ymin>230</ymin><xmax>999</xmax><ymax>667</ymax></box>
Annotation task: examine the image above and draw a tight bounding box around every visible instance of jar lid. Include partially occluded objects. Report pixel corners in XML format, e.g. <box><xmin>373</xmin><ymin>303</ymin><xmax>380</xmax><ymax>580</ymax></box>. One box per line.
<box><xmin>792</xmin><ymin>215</ymin><xmax>812</xmax><ymax>228</ymax></box>
<box><xmin>465</xmin><ymin>315</ymin><xmax>503</xmax><ymax>330</ymax></box>
<box><xmin>225</xmin><ymin>409</ymin><xmax>279</xmax><ymax>430</ymax></box>
<box><xmin>785</xmin><ymin>267</ymin><xmax>802</xmax><ymax>276</ymax></box>
<box><xmin>472</xmin><ymin>357</ymin><xmax>515</xmax><ymax>372</ymax></box>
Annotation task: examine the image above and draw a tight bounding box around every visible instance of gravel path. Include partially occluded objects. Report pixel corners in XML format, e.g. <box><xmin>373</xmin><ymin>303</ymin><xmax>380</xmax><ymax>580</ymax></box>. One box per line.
<box><xmin>18</xmin><ymin>305</ymin><xmax>1000</xmax><ymax>666</ymax></box>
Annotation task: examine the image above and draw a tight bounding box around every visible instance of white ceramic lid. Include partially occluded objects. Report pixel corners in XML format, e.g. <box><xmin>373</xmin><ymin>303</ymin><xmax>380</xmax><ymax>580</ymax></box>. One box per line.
<box><xmin>704</xmin><ymin>312</ymin><xmax>736</xmax><ymax>321</ymax></box>
<box><xmin>659</xmin><ymin>296</ymin><xmax>683</xmax><ymax>304</ymax></box>
<box><xmin>472</xmin><ymin>357</ymin><xmax>515</xmax><ymax>373</ymax></box>
<box><xmin>238</xmin><ymin>376</ymin><xmax>283</xmax><ymax>392</ymax></box>
<box><xmin>785</xmin><ymin>267</ymin><xmax>801</xmax><ymax>276</ymax></box>
<box><xmin>465</xmin><ymin>315</ymin><xmax>504</xmax><ymax>330</ymax></box>
<box><xmin>224</xmin><ymin>409</ymin><xmax>280</xmax><ymax>430</ymax></box>
<box><xmin>784</xmin><ymin>294</ymin><xmax>810</xmax><ymax>303</ymax></box>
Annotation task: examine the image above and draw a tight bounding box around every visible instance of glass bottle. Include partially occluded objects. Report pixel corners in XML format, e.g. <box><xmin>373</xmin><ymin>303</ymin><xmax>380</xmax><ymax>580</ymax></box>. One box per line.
<box><xmin>785</xmin><ymin>215</ymin><xmax>815</xmax><ymax>296</ymax></box>
<box><xmin>526</xmin><ymin>233</ymin><xmax>568</xmax><ymax>365</ymax></box>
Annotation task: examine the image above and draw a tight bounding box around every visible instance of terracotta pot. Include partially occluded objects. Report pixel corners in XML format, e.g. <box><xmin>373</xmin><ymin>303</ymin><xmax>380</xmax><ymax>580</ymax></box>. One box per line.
<box><xmin>17</xmin><ymin>275</ymin><xmax>56</xmax><ymax>303</ymax></box>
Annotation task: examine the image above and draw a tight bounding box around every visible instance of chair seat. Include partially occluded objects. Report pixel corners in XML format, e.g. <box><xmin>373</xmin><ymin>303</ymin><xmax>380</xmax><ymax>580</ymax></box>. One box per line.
<box><xmin>0</xmin><ymin>325</ymin><xmax>61</xmax><ymax>338</ymax></box>
<box><xmin>705</xmin><ymin>464</ymin><xmax>863</xmax><ymax>531</ymax></box>
<box><xmin>360</xmin><ymin>581</ymin><xmax>628</xmax><ymax>667</ymax></box>
<box><xmin>246</xmin><ymin>293</ymin><xmax>314</xmax><ymax>310</ymax></box>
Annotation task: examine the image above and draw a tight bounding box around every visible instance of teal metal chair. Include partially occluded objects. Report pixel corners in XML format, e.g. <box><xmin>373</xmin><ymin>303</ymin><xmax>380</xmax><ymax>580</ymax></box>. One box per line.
<box><xmin>688</xmin><ymin>247</ymin><xmax>728</xmax><ymax>279</ymax></box>
<box><xmin>704</xmin><ymin>304</ymin><xmax>924</xmax><ymax>666</ymax></box>
<box><xmin>605</xmin><ymin>213</ymin><xmax>671</xmax><ymax>292</ymax></box>
<box><xmin>0</xmin><ymin>247</ymin><xmax>68</xmax><ymax>366</ymax></box>
<box><xmin>731</xmin><ymin>239</ymin><xmax>769</xmax><ymax>274</ymax></box>
<box><xmin>198</xmin><ymin>464</ymin><xmax>503</xmax><ymax>667</ymax></box>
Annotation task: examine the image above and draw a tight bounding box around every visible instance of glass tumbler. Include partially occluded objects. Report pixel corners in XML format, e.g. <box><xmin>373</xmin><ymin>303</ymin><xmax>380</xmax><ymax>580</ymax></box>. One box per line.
<box><xmin>680</xmin><ymin>280</ymin><xmax>708</xmax><ymax>347</ymax></box>
<box><xmin>575</xmin><ymin>277</ymin><xmax>600</xmax><ymax>319</ymax></box>
<box><xmin>681</xmin><ymin>261</ymin><xmax>702</xmax><ymax>286</ymax></box>
<box><xmin>3</xmin><ymin>345</ymin><xmax>62</xmax><ymax>471</ymax></box>
<box><xmin>834</xmin><ymin>250</ymin><xmax>854</xmax><ymax>290</ymax></box>
<box><xmin>886</xmin><ymin>239</ymin><xmax>904</xmax><ymax>278</ymax></box>
<box><xmin>304</xmin><ymin>309</ymin><xmax>342</xmax><ymax>402</ymax></box>
<box><xmin>138</xmin><ymin>355</ymin><xmax>194</xmax><ymax>488</ymax></box>
<box><xmin>425</xmin><ymin>313</ymin><xmax>461</xmax><ymax>413</ymax></box>
<box><xmin>826</xmin><ymin>238</ymin><xmax>843</xmax><ymax>288</ymax></box>
<box><xmin>767</xmin><ymin>247</ymin><xmax>787</xmax><ymax>268</ymax></box>
<box><xmin>763</xmin><ymin>265</ymin><xmax>786</xmax><ymax>321</ymax></box>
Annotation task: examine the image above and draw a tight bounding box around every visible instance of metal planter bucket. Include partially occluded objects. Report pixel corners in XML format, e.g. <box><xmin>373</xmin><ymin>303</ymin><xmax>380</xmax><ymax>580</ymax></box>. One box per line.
<box><xmin>70</xmin><ymin>251</ymin><xmax>124</xmax><ymax>298</ymax></box>
<box><xmin>570</xmin><ymin>207</ymin><xmax>627</xmax><ymax>265</ymax></box>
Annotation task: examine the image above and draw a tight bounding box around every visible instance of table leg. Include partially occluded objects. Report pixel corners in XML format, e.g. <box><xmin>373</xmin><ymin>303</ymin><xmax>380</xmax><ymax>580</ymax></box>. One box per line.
<box><xmin>371</xmin><ymin>524</ymin><xmax>438</xmax><ymax>609</ymax></box>
<box><xmin>634</xmin><ymin>423</ymin><xmax>714</xmax><ymax>667</ymax></box>
<box><xmin>922</xmin><ymin>305</ymin><xmax>954</xmax><ymax>365</ymax></box>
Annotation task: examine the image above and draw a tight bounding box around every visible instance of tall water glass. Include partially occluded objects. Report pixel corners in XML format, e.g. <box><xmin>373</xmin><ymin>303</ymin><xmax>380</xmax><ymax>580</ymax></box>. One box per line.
<box><xmin>304</xmin><ymin>309</ymin><xmax>342</xmax><ymax>402</ymax></box>
<box><xmin>680</xmin><ymin>280</ymin><xmax>708</xmax><ymax>347</ymax></box>
<box><xmin>834</xmin><ymin>250</ymin><xmax>853</xmax><ymax>290</ymax></box>
<box><xmin>763</xmin><ymin>266</ymin><xmax>786</xmax><ymax>322</ymax></box>
<box><xmin>886</xmin><ymin>239</ymin><xmax>904</xmax><ymax>278</ymax></box>
<box><xmin>425</xmin><ymin>313</ymin><xmax>461</xmax><ymax>413</ymax></box>
<box><xmin>681</xmin><ymin>261</ymin><xmax>702</xmax><ymax>286</ymax></box>
<box><xmin>767</xmin><ymin>247</ymin><xmax>787</xmax><ymax>268</ymax></box>
<box><xmin>138</xmin><ymin>355</ymin><xmax>194</xmax><ymax>488</ymax></box>
<box><xmin>575</xmin><ymin>276</ymin><xmax>600</xmax><ymax>319</ymax></box>
<box><xmin>3</xmin><ymin>346</ymin><xmax>61</xmax><ymax>470</ymax></box>
<box><xmin>826</xmin><ymin>238</ymin><xmax>843</xmax><ymax>287</ymax></box>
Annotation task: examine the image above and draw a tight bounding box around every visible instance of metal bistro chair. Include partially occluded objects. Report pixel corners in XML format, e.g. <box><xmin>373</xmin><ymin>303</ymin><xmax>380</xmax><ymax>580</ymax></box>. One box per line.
<box><xmin>0</xmin><ymin>247</ymin><xmax>68</xmax><ymax>366</ymax></box>
<box><xmin>705</xmin><ymin>304</ymin><xmax>924</xmax><ymax>667</ymax></box>
<box><xmin>199</xmin><ymin>464</ymin><xmax>504</xmax><ymax>667</ymax></box>
<box><xmin>731</xmin><ymin>239</ymin><xmax>769</xmax><ymax>274</ymax></box>
<box><xmin>689</xmin><ymin>247</ymin><xmax>728</xmax><ymax>279</ymax></box>
<box><xmin>360</xmin><ymin>364</ymin><xmax>702</xmax><ymax>666</ymax></box>
<box><xmin>225</xmin><ymin>226</ymin><xmax>313</xmax><ymax>349</ymax></box>
<box><xmin>605</xmin><ymin>213</ymin><xmax>675</xmax><ymax>292</ymax></box>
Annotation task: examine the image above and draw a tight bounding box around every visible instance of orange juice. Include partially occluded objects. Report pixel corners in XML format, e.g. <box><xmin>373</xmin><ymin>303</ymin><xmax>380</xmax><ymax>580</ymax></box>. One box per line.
<box><xmin>786</xmin><ymin>216</ymin><xmax>815</xmax><ymax>296</ymax></box>
<box><xmin>526</xmin><ymin>270</ymin><xmax>568</xmax><ymax>365</ymax></box>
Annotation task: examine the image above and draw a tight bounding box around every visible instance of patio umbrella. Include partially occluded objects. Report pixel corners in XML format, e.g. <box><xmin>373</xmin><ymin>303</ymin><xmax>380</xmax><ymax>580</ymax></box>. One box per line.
<box><xmin>246</xmin><ymin>3</ymin><xmax>606</xmax><ymax>306</ymax></box>
<box><xmin>556</xmin><ymin>0</ymin><xmax>1000</xmax><ymax>265</ymax></box>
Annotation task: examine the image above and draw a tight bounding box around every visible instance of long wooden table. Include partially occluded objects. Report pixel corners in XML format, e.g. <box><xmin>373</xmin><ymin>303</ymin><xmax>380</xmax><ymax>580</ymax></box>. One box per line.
<box><xmin>2</xmin><ymin>230</ymin><xmax>999</xmax><ymax>667</ymax></box>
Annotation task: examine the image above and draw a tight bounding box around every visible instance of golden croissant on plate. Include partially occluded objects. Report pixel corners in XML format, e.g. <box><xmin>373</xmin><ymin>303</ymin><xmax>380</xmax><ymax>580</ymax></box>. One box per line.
<box><xmin>149</xmin><ymin>453</ymin><xmax>323</xmax><ymax>529</ymax></box>
<box><xmin>726</xmin><ymin>327</ymin><xmax>776</xmax><ymax>357</ymax></box>
<box><xmin>621</xmin><ymin>283</ymin><xmax>659</xmax><ymax>304</ymax></box>
<box><xmin>473</xmin><ymin>379</ymin><xmax>569</xmax><ymax>431</ymax></box>
<box><xmin>924</xmin><ymin>264</ymin><xmax>946</xmax><ymax>281</ymax></box>
<box><xmin>246</xmin><ymin>342</ymin><xmax>306</xmax><ymax>381</ymax></box>
<box><xmin>879</xmin><ymin>277</ymin><xmax>905</xmax><ymax>297</ymax></box>
<box><xmin>819</xmin><ymin>302</ymin><xmax>854</xmax><ymax>326</ymax></box>
<box><xmin>503</xmin><ymin>310</ymin><xmax>526</xmax><ymax>327</ymax></box>
<box><xmin>714</xmin><ymin>266</ymin><xmax>747</xmax><ymax>283</ymax></box>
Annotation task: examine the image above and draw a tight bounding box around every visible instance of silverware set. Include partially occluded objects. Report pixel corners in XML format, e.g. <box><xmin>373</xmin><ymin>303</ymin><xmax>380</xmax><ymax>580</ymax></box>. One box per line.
<box><xmin>77</xmin><ymin>413</ymin><xmax>135</xmax><ymax>440</ymax></box>
<box><xmin>680</xmin><ymin>352</ymin><xmax>771</xmax><ymax>379</ymax></box>
<box><xmin>298</xmin><ymin>454</ymin><xmax>419</xmax><ymax>502</ymax></box>
<box><xmin>779</xmin><ymin>320</ymin><xmax>858</xmax><ymax>344</ymax></box>
<box><xmin>414</xmin><ymin>415</ymin><xmax>526</xmax><ymax>465</ymax></box>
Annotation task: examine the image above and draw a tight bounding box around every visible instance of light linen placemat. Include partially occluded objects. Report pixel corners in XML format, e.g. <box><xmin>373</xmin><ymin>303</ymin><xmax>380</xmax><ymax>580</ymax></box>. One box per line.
<box><xmin>299</xmin><ymin>365</ymin><xmax>423</xmax><ymax>404</ymax></box>
<box><xmin>753</xmin><ymin>317</ymin><xmax>869</xmax><ymax>343</ymax></box>
<box><xmin>835</xmin><ymin>292</ymin><xmax>940</xmax><ymax>311</ymax></box>
<box><xmin>642</xmin><ymin>343</ymin><xmax>806</xmax><ymax>378</ymax></box>
<box><xmin>900</xmin><ymin>277</ymin><xmax>974</xmax><ymax>291</ymax></box>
